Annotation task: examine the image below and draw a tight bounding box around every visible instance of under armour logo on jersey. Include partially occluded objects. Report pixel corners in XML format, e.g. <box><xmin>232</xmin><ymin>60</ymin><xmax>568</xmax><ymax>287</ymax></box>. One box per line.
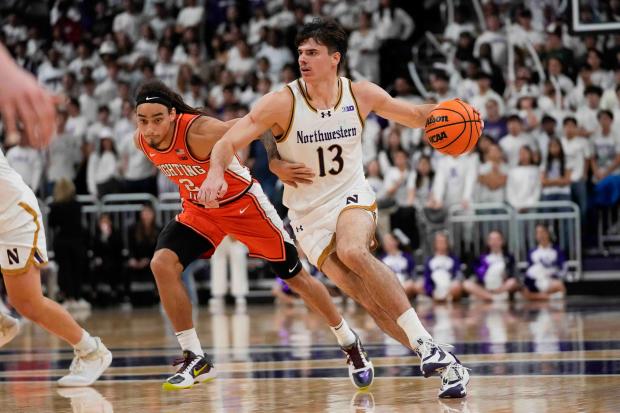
<box><xmin>346</xmin><ymin>194</ymin><xmax>359</xmax><ymax>205</ymax></box>
<box><xmin>6</xmin><ymin>248</ymin><xmax>19</xmax><ymax>265</ymax></box>
<box><xmin>295</xmin><ymin>225</ymin><xmax>304</xmax><ymax>232</ymax></box>
<box><xmin>320</xmin><ymin>110</ymin><xmax>331</xmax><ymax>118</ymax></box>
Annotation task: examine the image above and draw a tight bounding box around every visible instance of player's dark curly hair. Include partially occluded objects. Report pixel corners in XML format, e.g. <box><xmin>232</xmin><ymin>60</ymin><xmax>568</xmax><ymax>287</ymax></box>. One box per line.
<box><xmin>295</xmin><ymin>18</ymin><xmax>348</xmax><ymax>71</ymax></box>
<box><xmin>134</xmin><ymin>79</ymin><xmax>207</xmax><ymax>115</ymax></box>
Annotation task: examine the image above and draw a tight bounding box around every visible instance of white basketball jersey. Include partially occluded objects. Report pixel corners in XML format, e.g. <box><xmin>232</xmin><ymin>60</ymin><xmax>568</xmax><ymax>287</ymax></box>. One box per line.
<box><xmin>0</xmin><ymin>148</ymin><xmax>34</xmax><ymax>231</ymax></box>
<box><xmin>276</xmin><ymin>77</ymin><xmax>366</xmax><ymax>213</ymax></box>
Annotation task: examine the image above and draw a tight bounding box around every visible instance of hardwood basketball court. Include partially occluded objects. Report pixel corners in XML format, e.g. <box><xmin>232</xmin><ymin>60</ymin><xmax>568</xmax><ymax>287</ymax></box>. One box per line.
<box><xmin>1</xmin><ymin>298</ymin><xmax>619</xmax><ymax>412</ymax></box>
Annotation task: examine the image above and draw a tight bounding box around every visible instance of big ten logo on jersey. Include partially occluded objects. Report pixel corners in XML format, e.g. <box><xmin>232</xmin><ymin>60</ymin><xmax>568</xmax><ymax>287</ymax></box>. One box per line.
<box><xmin>342</xmin><ymin>105</ymin><xmax>354</xmax><ymax>113</ymax></box>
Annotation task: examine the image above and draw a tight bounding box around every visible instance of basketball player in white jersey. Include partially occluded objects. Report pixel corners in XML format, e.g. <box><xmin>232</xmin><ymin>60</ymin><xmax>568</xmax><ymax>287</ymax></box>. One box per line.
<box><xmin>200</xmin><ymin>19</ymin><xmax>469</xmax><ymax>398</ymax></box>
<box><xmin>0</xmin><ymin>44</ymin><xmax>112</xmax><ymax>386</ymax></box>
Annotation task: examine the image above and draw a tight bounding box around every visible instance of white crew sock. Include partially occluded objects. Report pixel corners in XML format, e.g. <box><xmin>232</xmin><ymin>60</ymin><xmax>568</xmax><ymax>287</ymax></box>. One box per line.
<box><xmin>74</xmin><ymin>329</ymin><xmax>98</xmax><ymax>354</ymax></box>
<box><xmin>330</xmin><ymin>318</ymin><xmax>356</xmax><ymax>347</ymax></box>
<box><xmin>397</xmin><ymin>308</ymin><xmax>432</xmax><ymax>349</ymax></box>
<box><xmin>176</xmin><ymin>328</ymin><xmax>204</xmax><ymax>356</ymax></box>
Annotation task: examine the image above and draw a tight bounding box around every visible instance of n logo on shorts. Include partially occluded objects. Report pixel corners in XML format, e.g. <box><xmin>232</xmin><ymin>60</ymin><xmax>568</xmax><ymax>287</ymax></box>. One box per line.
<box><xmin>7</xmin><ymin>248</ymin><xmax>19</xmax><ymax>265</ymax></box>
<box><xmin>346</xmin><ymin>194</ymin><xmax>359</xmax><ymax>205</ymax></box>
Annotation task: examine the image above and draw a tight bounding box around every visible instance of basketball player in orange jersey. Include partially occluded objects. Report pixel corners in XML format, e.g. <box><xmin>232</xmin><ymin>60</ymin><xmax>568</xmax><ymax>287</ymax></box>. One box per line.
<box><xmin>201</xmin><ymin>19</ymin><xmax>470</xmax><ymax>398</ymax></box>
<box><xmin>0</xmin><ymin>43</ymin><xmax>112</xmax><ymax>386</ymax></box>
<box><xmin>134</xmin><ymin>80</ymin><xmax>375</xmax><ymax>390</ymax></box>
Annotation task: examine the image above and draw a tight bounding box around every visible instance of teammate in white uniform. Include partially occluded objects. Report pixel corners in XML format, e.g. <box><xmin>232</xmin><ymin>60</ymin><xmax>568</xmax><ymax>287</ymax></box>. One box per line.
<box><xmin>201</xmin><ymin>19</ymin><xmax>470</xmax><ymax>398</ymax></box>
<box><xmin>0</xmin><ymin>43</ymin><xmax>111</xmax><ymax>386</ymax></box>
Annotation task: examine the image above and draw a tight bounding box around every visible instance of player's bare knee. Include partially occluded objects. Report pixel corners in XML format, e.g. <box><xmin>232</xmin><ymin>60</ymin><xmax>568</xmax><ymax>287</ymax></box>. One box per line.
<box><xmin>336</xmin><ymin>244</ymin><xmax>370</xmax><ymax>269</ymax></box>
<box><xmin>150</xmin><ymin>250</ymin><xmax>180</xmax><ymax>280</ymax></box>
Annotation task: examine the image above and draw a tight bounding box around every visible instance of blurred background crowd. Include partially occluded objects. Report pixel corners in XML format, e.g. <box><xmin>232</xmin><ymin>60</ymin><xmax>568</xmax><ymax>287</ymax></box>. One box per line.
<box><xmin>1</xmin><ymin>0</ymin><xmax>619</xmax><ymax>310</ymax></box>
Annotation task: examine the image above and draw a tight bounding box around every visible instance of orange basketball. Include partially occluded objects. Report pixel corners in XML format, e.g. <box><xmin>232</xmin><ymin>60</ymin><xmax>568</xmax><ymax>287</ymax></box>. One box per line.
<box><xmin>424</xmin><ymin>99</ymin><xmax>483</xmax><ymax>156</ymax></box>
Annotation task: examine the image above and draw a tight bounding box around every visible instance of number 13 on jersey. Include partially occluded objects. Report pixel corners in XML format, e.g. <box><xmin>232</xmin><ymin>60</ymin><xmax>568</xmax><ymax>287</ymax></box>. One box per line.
<box><xmin>316</xmin><ymin>144</ymin><xmax>343</xmax><ymax>177</ymax></box>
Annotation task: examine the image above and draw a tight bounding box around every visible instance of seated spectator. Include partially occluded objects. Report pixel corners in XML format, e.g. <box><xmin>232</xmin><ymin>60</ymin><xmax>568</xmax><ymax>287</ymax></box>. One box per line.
<box><xmin>413</xmin><ymin>232</ymin><xmax>463</xmax><ymax>302</ymax></box>
<box><xmin>476</xmin><ymin>143</ymin><xmax>508</xmax><ymax>204</ymax></box>
<box><xmin>506</xmin><ymin>146</ymin><xmax>541</xmax><ymax>210</ymax></box>
<box><xmin>541</xmin><ymin>137</ymin><xmax>572</xmax><ymax>203</ymax></box>
<box><xmin>464</xmin><ymin>230</ymin><xmax>518</xmax><ymax>301</ymax></box>
<box><xmin>90</xmin><ymin>213</ymin><xmax>126</xmax><ymax>306</ymax></box>
<box><xmin>126</xmin><ymin>204</ymin><xmax>160</xmax><ymax>304</ymax></box>
<box><xmin>522</xmin><ymin>224</ymin><xmax>567</xmax><ymax>300</ymax></box>
<box><xmin>379</xmin><ymin>233</ymin><xmax>417</xmax><ymax>299</ymax></box>
<box><xmin>48</xmin><ymin>179</ymin><xmax>90</xmax><ymax>310</ymax></box>
<box><xmin>537</xmin><ymin>115</ymin><xmax>560</xmax><ymax>167</ymax></box>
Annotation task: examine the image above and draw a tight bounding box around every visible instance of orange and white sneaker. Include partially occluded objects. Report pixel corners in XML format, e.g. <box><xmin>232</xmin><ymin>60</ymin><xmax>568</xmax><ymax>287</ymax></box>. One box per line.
<box><xmin>58</xmin><ymin>337</ymin><xmax>112</xmax><ymax>387</ymax></box>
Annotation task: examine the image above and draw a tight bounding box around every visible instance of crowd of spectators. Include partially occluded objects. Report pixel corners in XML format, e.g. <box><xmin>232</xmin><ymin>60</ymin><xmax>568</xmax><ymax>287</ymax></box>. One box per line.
<box><xmin>1</xmin><ymin>0</ymin><xmax>619</xmax><ymax>306</ymax></box>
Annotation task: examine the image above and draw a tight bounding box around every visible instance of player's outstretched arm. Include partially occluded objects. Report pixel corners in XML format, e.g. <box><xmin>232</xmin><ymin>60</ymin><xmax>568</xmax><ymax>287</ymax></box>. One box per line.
<box><xmin>198</xmin><ymin>91</ymin><xmax>288</xmax><ymax>203</ymax></box>
<box><xmin>353</xmin><ymin>81</ymin><xmax>437</xmax><ymax>129</ymax></box>
<box><xmin>0</xmin><ymin>44</ymin><xmax>57</xmax><ymax>148</ymax></box>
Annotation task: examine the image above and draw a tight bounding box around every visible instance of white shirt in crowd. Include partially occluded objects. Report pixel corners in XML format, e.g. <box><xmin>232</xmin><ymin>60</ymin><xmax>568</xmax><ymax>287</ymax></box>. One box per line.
<box><xmin>432</xmin><ymin>153</ymin><xmax>478</xmax><ymax>207</ymax></box>
<box><xmin>591</xmin><ymin>130</ymin><xmax>620</xmax><ymax>176</ymax></box>
<box><xmin>47</xmin><ymin>131</ymin><xmax>81</xmax><ymax>183</ymax></box>
<box><xmin>347</xmin><ymin>28</ymin><xmax>381</xmax><ymax>83</ymax></box>
<box><xmin>561</xmin><ymin>136</ymin><xmax>591</xmax><ymax>181</ymax></box>
<box><xmin>5</xmin><ymin>145</ymin><xmax>43</xmax><ymax>193</ymax></box>
<box><xmin>113</xmin><ymin>11</ymin><xmax>141</xmax><ymax>42</ymax></box>
<box><xmin>470</xmin><ymin>90</ymin><xmax>505</xmax><ymax>118</ymax></box>
<box><xmin>383</xmin><ymin>167</ymin><xmax>415</xmax><ymax>207</ymax></box>
<box><xmin>87</xmin><ymin>150</ymin><xmax>119</xmax><ymax>196</ymax></box>
<box><xmin>506</xmin><ymin>165</ymin><xmax>541</xmax><ymax>209</ymax></box>
<box><xmin>177</xmin><ymin>5</ymin><xmax>204</xmax><ymax>29</ymax></box>
<box><xmin>118</xmin><ymin>133</ymin><xmax>156</xmax><ymax>181</ymax></box>
<box><xmin>499</xmin><ymin>133</ymin><xmax>538</xmax><ymax>167</ymax></box>
<box><xmin>476</xmin><ymin>161</ymin><xmax>508</xmax><ymax>203</ymax></box>
<box><xmin>575</xmin><ymin>106</ymin><xmax>600</xmax><ymax>136</ymax></box>
<box><xmin>373</xmin><ymin>7</ymin><xmax>414</xmax><ymax>41</ymax></box>
<box><xmin>154</xmin><ymin>61</ymin><xmax>179</xmax><ymax>90</ymax></box>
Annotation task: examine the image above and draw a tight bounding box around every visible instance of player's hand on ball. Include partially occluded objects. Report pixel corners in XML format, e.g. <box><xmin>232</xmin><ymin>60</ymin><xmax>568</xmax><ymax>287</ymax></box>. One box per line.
<box><xmin>199</xmin><ymin>170</ymin><xmax>228</xmax><ymax>204</ymax></box>
<box><xmin>269</xmin><ymin>159</ymin><xmax>315</xmax><ymax>187</ymax></box>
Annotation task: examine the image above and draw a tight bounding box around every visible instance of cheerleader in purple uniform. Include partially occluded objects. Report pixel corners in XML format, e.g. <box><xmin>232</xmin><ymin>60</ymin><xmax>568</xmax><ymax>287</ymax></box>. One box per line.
<box><xmin>463</xmin><ymin>230</ymin><xmax>519</xmax><ymax>301</ymax></box>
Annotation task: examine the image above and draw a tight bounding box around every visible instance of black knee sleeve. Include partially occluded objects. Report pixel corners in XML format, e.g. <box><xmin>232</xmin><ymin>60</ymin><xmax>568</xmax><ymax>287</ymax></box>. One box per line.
<box><xmin>268</xmin><ymin>242</ymin><xmax>303</xmax><ymax>279</ymax></box>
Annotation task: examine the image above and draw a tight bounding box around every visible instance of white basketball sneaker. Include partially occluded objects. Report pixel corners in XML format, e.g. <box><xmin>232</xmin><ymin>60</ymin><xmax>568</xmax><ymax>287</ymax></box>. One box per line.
<box><xmin>438</xmin><ymin>362</ymin><xmax>470</xmax><ymax>399</ymax></box>
<box><xmin>415</xmin><ymin>337</ymin><xmax>457</xmax><ymax>377</ymax></box>
<box><xmin>0</xmin><ymin>313</ymin><xmax>20</xmax><ymax>347</ymax></box>
<box><xmin>58</xmin><ymin>337</ymin><xmax>113</xmax><ymax>387</ymax></box>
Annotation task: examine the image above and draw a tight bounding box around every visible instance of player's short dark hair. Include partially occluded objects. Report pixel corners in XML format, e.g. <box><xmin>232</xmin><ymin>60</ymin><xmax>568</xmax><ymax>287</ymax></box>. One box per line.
<box><xmin>295</xmin><ymin>18</ymin><xmax>348</xmax><ymax>71</ymax></box>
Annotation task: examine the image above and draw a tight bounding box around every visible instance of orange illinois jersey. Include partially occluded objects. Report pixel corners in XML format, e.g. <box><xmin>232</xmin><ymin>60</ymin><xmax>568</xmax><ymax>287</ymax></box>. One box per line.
<box><xmin>138</xmin><ymin>113</ymin><xmax>253</xmax><ymax>205</ymax></box>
